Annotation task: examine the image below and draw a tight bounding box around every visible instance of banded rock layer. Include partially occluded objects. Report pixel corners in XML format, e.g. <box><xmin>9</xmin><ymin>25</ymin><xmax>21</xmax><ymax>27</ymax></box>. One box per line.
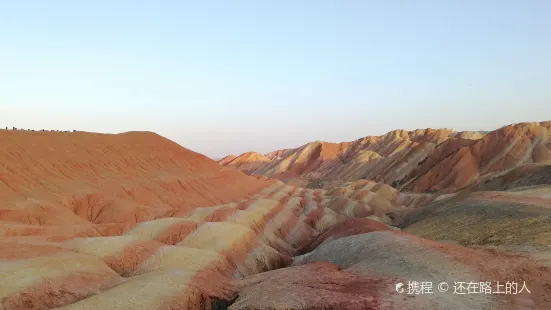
<box><xmin>2</xmin><ymin>130</ymin><xmax>551</xmax><ymax>309</ymax></box>
<box><xmin>219</xmin><ymin>121</ymin><xmax>551</xmax><ymax>194</ymax></box>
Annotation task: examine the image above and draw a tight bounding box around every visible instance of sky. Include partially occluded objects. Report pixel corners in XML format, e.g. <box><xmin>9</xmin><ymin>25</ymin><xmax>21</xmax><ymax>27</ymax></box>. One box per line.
<box><xmin>1</xmin><ymin>1</ymin><xmax>550</xmax><ymax>158</ymax></box>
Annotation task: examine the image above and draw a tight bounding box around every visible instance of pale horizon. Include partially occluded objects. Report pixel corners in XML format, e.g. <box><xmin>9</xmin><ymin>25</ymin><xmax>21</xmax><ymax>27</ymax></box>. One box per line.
<box><xmin>2</xmin><ymin>1</ymin><xmax>550</xmax><ymax>159</ymax></box>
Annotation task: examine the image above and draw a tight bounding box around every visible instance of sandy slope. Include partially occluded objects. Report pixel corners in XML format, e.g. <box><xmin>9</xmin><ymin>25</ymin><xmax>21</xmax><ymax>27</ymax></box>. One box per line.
<box><xmin>0</xmin><ymin>130</ymin><xmax>276</xmax><ymax>227</ymax></box>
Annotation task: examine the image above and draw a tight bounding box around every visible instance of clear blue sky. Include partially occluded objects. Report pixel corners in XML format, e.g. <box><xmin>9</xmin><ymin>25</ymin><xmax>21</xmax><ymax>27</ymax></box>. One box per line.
<box><xmin>1</xmin><ymin>1</ymin><xmax>550</xmax><ymax>158</ymax></box>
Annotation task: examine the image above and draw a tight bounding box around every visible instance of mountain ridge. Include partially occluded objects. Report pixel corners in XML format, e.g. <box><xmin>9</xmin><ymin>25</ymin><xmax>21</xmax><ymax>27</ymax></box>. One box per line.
<box><xmin>218</xmin><ymin>122</ymin><xmax>551</xmax><ymax>193</ymax></box>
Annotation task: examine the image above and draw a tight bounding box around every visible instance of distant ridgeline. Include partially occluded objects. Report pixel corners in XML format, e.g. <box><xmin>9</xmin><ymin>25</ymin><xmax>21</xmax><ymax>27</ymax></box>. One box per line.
<box><xmin>3</xmin><ymin>127</ymin><xmax>80</xmax><ymax>133</ymax></box>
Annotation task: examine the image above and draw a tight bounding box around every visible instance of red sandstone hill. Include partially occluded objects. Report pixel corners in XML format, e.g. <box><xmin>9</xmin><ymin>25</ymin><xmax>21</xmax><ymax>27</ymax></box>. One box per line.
<box><xmin>219</xmin><ymin>121</ymin><xmax>551</xmax><ymax>193</ymax></box>
<box><xmin>0</xmin><ymin>130</ymin><xmax>276</xmax><ymax>226</ymax></box>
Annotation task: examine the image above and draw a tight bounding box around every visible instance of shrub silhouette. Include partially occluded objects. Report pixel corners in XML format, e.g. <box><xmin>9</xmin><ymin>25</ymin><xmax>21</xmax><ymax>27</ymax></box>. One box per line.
<box><xmin>305</xmin><ymin>178</ymin><xmax>324</xmax><ymax>189</ymax></box>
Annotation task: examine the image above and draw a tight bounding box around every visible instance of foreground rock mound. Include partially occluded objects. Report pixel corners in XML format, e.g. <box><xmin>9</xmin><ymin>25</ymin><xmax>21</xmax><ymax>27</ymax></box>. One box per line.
<box><xmin>230</xmin><ymin>262</ymin><xmax>397</xmax><ymax>310</ymax></box>
<box><xmin>232</xmin><ymin>226</ymin><xmax>551</xmax><ymax>309</ymax></box>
